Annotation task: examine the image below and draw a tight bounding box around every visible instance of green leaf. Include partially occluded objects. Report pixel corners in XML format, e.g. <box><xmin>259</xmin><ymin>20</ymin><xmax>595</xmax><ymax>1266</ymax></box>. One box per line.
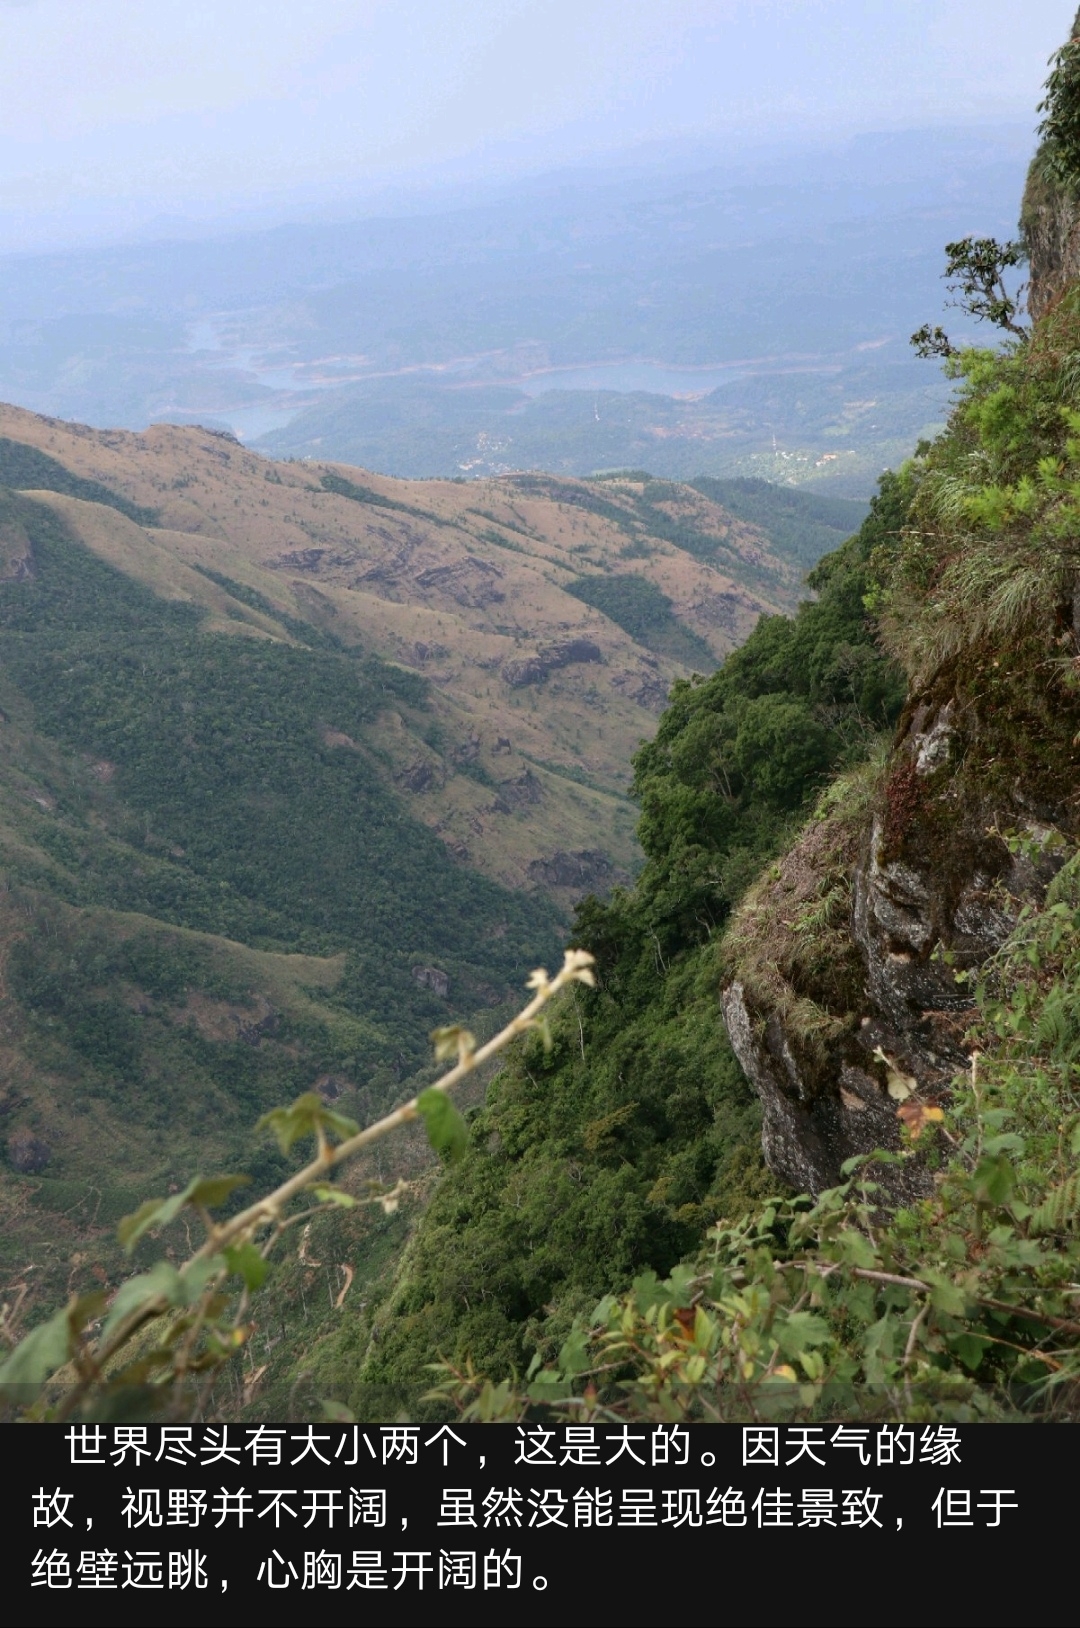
<box><xmin>0</xmin><ymin>1308</ymin><xmax>72</xmax><ymax>1387</ymax></box>
<box><xmin>184</xmin><ymin>1255</ymin><xmax>226</xmax><ymax>1298</ymax></box>
<box><xmin>188</xmin><ymin>1175</ymin><xmax>252</xmax><ymax>1208</ymax></box>
<box><xmin>101</xmin><ymin>1262</ymin><xmax>186</xmax><ymax>1343</ymax></box>
<box><xmin>982</xmin><ymin>1133</ymin><xmax>1026</xmax><ymax>1158</ymax></box>
<box><xmin>776</xmin><ymin>1311</ymin><xmax>831</xmax><ymax>1360</ymax></box>
<box><xmin>257</xmin><ymin>1092</ymin><xmax>359</xmax><ymax>1154</ymax></box>
<box><xmin>972</xmin><ymin>1152</ymin><xmax>1017</xmax><ymax>1208</ymax></box>
<box><xmin>416</xmin><ymin>1088</ymin><xmax>468</xmax><ymax>1164</ymax></box>
<box><xmin>926</xmin><ymin>1275</ymin><xmax>967</xmax><ymax>1318</ymax></box>
<box><xmin>556</xmin><ymin>1329</ymin><xmax>591</xmax><ymax>1378</ymax></box>
<box><xmin>225</xmin><ymin>1242</ymin><xmax>269</xmax><ymax>1292</ymax></box>
<box><xmin>860</xmin><ymin>1313</ymin><xmax>897</xmax><ymax>1385</ymax></box>
<box><xmin>833</xmin><ymin>1227</ymin><xmax>879</xmax><ymax>1269</ymax></box>
<box><xmin>0</xmin><ymin>1291</ymin><xmax>104</xmax><ymax>1388</ymax></box>
<box><xmin>950</xmin><ymin>1333</ymin><xmax>989</xmax><ymax>1372</ymax></box>
<box><xmin>309</xmin><ymin>1183</ymin><xmax>357</xmax><ymax>1208</ymax></box>
<box><xmin>118</xmin><ymin>1174</ymin><xmax>251</xmax><ymax>1252</ymax></box>
<box><xmin>117</xmin><ymin>1198</ymin><xmax>174</xmax><ymax>1253</ymax></box>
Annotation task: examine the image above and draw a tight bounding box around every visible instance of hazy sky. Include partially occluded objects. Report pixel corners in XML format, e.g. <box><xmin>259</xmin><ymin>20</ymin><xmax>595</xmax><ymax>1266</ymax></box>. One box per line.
<box><xmin>0</xmin><ymin>0</ymin><xmax>1073</xmax><ymax>248</ymax></box>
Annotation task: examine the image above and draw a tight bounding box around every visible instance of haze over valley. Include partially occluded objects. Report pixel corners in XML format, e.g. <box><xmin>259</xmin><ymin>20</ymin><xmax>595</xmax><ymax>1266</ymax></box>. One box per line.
<box><xmin>0</xmin><ymin>126</ymin><xmax>1031</xmax><ymax>496</ymax></box>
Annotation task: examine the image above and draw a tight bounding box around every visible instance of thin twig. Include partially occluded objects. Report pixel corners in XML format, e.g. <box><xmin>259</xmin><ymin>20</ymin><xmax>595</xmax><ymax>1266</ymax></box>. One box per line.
<box><xmin>976</xmin><ymin>1297</ymin><xmax>1080</xmax><ymax>1338</ymax></box>
<box><xmin>54</xmin><ymin>952</ymin><xmax>596</xmax><ymax>1398</ymax></box>
<box><xmin>902</xmin><ymin>1303</ymin><xmax>929</xmax><ymax>1411</ymax></box>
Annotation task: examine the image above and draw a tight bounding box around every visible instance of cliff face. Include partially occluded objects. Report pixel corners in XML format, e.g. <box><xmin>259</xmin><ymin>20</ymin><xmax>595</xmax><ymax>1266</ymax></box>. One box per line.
<box><xmin>721</xmin><ymin>248</ymin><xmax>1080</xmax><ymax>1196</ymax></box>
<box><xmin>1022</xmin><ymin>149</ymin><xmax>1080</xmax><ymax>320</ymax></box>
<box><xmin>1022</xmin><ymin>9</ymin><xmax>1080</xmax><ymax>320</ymax></box>
<box><xmin>721</xmin><ymin>696</ymin><xmax>1070</xmax><ymax>1198</ymax></box>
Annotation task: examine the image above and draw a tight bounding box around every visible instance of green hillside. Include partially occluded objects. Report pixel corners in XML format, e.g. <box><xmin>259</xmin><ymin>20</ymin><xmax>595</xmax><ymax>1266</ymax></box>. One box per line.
<box><xmin>271</xmin><ymin>478</ymin><xmax>907</xmax><ymax>1412</ymax></box>
<box><xmin>0</xmin><ymin>487</ymin><xmax>562</xmax><ymax>1312</ymax></box>
<box><xmin>0</xmin><ymin>436</ymin><xmax>158</xmax><ymax>524</ymax></box>
<box><xmin>689</xmin><ymin>476</ymin><xmax>869</xmax><ymax>567</ymax></box>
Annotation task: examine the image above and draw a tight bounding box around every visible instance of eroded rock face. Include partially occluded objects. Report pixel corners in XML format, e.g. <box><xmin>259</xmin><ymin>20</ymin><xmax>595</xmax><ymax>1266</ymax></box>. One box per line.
<box><xmin>502</xmin><ymin>639</ymin><xmax>603</xmax><ymax>688</ymax></box>
<box><xmin>8</xmin><ymin>1128</ymin><xmax>51</xmax><ymax>1174</ymax></box>
<box><xmin>493</xmin><ymin>769</ymin><xmax>543</xmax><ymax>810</ymax></box>
<box><xmin>412</xmin><ymin>965</ymin><xmax>450</xmax><ymax>998</ymax></box>
<box><xmin>527</xmin><ymin>849</ymin><xmax>626</xmax><ymax>893</ymax></box>
<box><xmin>720</xmin><ymin>698</ymin><xmax>1069</xmax><ymax>1198</ymax></box>
<box><xmin>0</xmin><ymin>517</ymin><xmax>34</xmax><ymax>581</ymax></box>
<box><xmin>1022</xmin><ymin>160</ymin><xmax>1080</xmax><ymax>322</ymax></box>
<box><xmin>1020</xmin><ymin>13</ymin><xmax>1080</xmax><ymax>321</ymax></box>
<box><xmin>720</xmin><ymin>981</ymin><xmax>922</xmax><ymax>1198</ymax></box>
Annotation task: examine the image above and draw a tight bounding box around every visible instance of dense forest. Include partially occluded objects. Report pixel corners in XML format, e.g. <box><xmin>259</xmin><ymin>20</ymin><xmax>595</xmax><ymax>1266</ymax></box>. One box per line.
<box><xmin>0</xmin><ymin>491</ymin><xmax>563</xmax><ymax>1043</ymax></box>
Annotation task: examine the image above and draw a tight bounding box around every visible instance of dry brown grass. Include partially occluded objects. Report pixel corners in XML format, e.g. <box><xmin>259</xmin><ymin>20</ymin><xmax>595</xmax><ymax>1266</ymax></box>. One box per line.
<box><xmin>0</xmin><ymin>403</ymin><xmax>798</xmax><ymax>896</ymax></box>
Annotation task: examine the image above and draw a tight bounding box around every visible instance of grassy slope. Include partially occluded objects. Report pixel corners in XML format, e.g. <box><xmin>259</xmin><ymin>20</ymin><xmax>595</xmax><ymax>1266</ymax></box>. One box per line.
<box><xmin>0</xmin><ymin>405</ymin><xmax>822</xmax><ymax>906</ymax></box>
<box><xmin>265</xmin><ymin>484</ymin><xmax>907</xmax><ymax>1414</ymax></box>
<box><xmin>0</xmin><ymin>486</ymin><xmax>564</xmax><ymax>1317</ymax></box>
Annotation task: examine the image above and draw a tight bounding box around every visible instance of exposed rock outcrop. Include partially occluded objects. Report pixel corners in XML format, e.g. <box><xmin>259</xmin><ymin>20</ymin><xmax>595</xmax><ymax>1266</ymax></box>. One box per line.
<box><xmin>1022</xmin><ymin>153</ymin><xmax>1080</xmax><ymax>321</ymax></box>
<box><xmin>721</xmin><ymin>692</ymin><xmax>1074</xmax><ymax>1198</ymax></box>
<box><xmin>412</xmin><ymin>965</ymin><xmax>450</xmax><ymax>998</ymax></box>
<box><xmin>0</xmin><ymin>515</ymin><xmax>34</xmax><ymax>580</ymax></box>
<box><xmin>493</xmin><ymin>768</ymin><xmax>543</xmax><ymax>811</ymax></box>
<box><xmin>8</xmin><ymin>1128</ymin><xmax>51</xmax><ymax>1174</ymax></box>
<box><xmin>527</xmin><ymin>849</ymin><xmax>627</xmax><ymax>893</ymax></box>
<box><xmin>502</xmin><ymin>638</ymin><xmax>603</xmax><ymax>688</ymax></box>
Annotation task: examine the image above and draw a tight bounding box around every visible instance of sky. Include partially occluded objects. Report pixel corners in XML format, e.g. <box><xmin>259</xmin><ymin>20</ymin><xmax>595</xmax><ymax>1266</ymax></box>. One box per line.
<box><xmin>0</xmin><ymin>0</ymin><xmax>1074</xmax><ymax>250</ymax></box>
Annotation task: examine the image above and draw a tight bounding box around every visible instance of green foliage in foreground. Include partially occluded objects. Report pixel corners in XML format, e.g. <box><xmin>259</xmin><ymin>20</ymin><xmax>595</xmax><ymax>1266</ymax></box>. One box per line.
<box><xmin>342</xmin><ymin>483</ymin><xmax>905</xmax><ymax>1403</ymax></box>
<box><xmin>0</xmin><ymin>954</ymin><xmax>596</xmax><ymax>1421</ymax></box>
<box><xmin>435</xmin><ymin>854</ymin><xmax>1080</xmax><ymax>1422</ymax></box>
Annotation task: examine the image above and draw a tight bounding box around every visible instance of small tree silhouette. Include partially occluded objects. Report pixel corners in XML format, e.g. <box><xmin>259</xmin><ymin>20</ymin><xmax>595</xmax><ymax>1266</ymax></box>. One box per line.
<box><xmin>911</xmin><ymin>236</ymin><xmax>1027</xmax><ymax>358</ymax></box>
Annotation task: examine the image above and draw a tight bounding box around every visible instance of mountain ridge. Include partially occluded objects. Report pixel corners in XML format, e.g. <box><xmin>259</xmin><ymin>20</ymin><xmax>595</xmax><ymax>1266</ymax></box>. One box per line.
<box><xmin>0</xmin><ymin>401</ymin><xmax>816</xmax><ymax>898</ymax></box>
<box><xmin>0</xmin><ymin>399</ymin><xmax>855</xmax><ymax>1346</ymax></box>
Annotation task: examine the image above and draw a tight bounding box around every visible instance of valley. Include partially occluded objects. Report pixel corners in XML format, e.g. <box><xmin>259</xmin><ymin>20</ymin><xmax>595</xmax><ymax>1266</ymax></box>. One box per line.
<box><xmin>0</xmin><ymin>125</ymin><xmax>1029</xmax><ymax>497</ymax></box>
<box><xmin>5</xmin><ymin>11</ymin><xmax>1079</xmax><ymax>1436</ymax></box>
<box><xmin>0</xmin><ymin>403</ymin><xmax>835</xmax><ymax>896</ymax></box>
<box><xmin>0</xmin><ymin>401</ymin><xmax>850</xmax><ymax>1337</ymax></box>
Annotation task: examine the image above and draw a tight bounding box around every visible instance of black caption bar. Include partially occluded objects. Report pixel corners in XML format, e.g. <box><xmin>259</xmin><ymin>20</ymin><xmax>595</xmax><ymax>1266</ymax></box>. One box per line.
<box><xmin>9</xmin><ymin>1423</ymin><xmax>1068</xmax><ymax>1627</ymax></box>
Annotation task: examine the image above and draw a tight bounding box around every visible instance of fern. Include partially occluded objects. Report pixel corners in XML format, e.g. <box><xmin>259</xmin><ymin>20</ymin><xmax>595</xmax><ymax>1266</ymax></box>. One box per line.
<box><xmin>1029</xmin><ymin>1171</ymin><xmax>1080</xmax><ymax>1235</ymax></box>
<box><xmin>1034</xmin><ymin>986</ymin><xmax>1080</xmax><ymax>1058</ymax></box>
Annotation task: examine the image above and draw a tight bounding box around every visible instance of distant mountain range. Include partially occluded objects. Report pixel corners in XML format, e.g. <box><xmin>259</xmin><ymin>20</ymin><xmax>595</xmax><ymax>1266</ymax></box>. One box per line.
<box><xmin>0</xmin><ymin>126</ymin><xmax>1029</xmax><ymax>497</ymax></box>
<box><xmin>0</xmin><ymin>401</ymin><xmax>860</xmax><ymax>1321</ymax></box>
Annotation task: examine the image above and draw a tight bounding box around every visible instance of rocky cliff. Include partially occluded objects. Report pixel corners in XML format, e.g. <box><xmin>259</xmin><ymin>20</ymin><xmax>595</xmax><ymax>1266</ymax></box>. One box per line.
<box><xmin>720</xmin><ymin>699</ymin><xmax>1072</xmax><ymax>1198</ymax></box>
<box><xmin>1022</xmin><ymin>9</ymin><xmax>1080</xmax><ymax>320</ymax></box>
<box><xmin>721</xmin><ymin>249</ymin><xmax>1080</xmax><ymax>1195</ymax></box>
